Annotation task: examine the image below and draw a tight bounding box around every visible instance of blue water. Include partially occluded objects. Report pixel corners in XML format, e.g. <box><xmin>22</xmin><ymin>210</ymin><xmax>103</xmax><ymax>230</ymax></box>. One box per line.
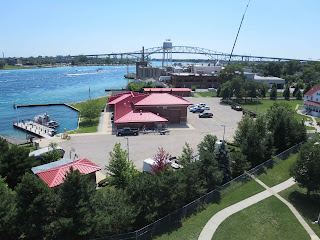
<box><xmin>0</xmin><ymin>65</ymin><xmax>134</xmax><ymax>139</ymax></box>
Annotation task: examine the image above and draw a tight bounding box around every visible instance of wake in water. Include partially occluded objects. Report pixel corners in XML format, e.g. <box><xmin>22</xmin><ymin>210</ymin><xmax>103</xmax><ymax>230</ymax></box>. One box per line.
<box><xmin>64</xmin><ymin>72</ymin><xmax>98</xmax><ymax>76</ymax></box>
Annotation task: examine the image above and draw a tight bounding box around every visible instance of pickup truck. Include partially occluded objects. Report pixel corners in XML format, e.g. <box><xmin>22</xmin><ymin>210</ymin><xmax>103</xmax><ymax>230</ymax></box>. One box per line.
<box><xmin>116</xmin><ymin>127</ymin><xmax>139</xmax><ymax>136</ymax></box>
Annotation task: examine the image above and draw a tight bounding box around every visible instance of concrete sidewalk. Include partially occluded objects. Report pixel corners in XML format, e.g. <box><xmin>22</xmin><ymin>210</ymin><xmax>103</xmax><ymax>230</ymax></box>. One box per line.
<box><xmin>198</xmin><ymin>177</ymin><xmax>319</xmax><ymax>240</ymax></box>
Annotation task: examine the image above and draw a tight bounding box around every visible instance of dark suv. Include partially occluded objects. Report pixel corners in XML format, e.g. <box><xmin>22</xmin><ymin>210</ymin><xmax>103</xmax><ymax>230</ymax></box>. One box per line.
<box><xmin>199</xmin><ymin>112</ymin><xmax>213</xmax><ymax>118</ymax></box>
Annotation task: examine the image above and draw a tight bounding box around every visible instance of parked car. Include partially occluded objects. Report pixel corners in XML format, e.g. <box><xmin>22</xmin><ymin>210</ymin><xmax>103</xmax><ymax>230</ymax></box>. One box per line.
<box><xmin>198</xmin><ymin>103</ymin><xmax>206</xmax><ymax>107</ymax></box>
<box><xmin>201</xmin><ymin>106</ymin><xmax>210</xmax><ymax>110</ymax></box>
<box><xmin>199</xmin><ymin>112</ymin><xmax>213</xmax><ymax>118</ymax></box>
<box><xmin>188</xmin><ymin>104</ymin><xmax>195</xmax><ymax>109</ymax></box>
<box><xmin>116</xmin><ymin>127</ymin><xmax>139</xmax><ymax>136</ymax></box>
<box><xmin>191</xmin><ymin>107</ymin><xmax>204</xmax><ymax>113</ymax></box>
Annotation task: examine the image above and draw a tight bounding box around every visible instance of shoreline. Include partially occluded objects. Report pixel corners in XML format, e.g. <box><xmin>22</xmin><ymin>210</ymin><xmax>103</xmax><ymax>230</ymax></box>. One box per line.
<box><xmin>0</xmin><ymin>63</ymin><xmax>135</xmax><ymax>71</ymax></box>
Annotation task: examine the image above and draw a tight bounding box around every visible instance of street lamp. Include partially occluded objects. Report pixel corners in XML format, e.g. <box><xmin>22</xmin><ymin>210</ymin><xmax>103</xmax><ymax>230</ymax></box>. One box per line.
<box><xmin>124</xmin><ymin>136</ymin><xmax>129</xmax><ymax>162</ymax></box>
<box><xmin>221</xmin><ymin>124</ymin><xmax>226</xmax><ymax>142</ymax></box>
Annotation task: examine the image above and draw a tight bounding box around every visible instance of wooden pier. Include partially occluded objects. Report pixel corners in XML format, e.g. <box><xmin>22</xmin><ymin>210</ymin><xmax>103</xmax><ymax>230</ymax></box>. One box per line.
<box><xmin>16</xmin><ymin>103</ymin><xmax>79</xmax><ymax>112</ymax></box>
<box><xmin>13</xmin><ymin>121</ymin><xmax>55</xmax><ymax>138</ymax></box>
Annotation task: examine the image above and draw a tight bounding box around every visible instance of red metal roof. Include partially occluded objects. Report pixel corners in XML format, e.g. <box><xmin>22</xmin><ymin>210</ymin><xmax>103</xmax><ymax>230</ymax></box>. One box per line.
<box><xmin>304</xmin><ymin>100</ymin><xmax>320</xmax><ymax>107</ymax></box>
<box><xmin>144</xmin><ymin>88</ymin><xmax>191</xmax><ymax>92</ymax></box>
<box><xmin>135</xmin><ymin>93</ymin><xmax>192</xmax><ymax>106</ymax></box>
<box><xmin>305</xmin><ymin>86</ymin><xmax>320</xmax><ymax>96</ymax></box>
<box><xmin>36</xmin><ymin>158</ymin><xmax>101</xmax><ymax>188</ymax></box>
<box><xmin>115</xmin><ymin>110</ymin><xmax>168</xmax><ymax>123</ymax></box>
<box><xmin>108</xmin><ymin>93</ymin><xmax>131</xmax><ymax>105</ymax></box>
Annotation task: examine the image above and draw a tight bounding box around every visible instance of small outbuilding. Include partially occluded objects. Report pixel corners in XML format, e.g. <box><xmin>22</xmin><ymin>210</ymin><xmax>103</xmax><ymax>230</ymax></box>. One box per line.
<box><xmin>32</xmin><ymin>158</ymin><xmax>101</xmax><ymax>188</ymax></box>
<box><xmin>143</xmin><ymin>88</ymin><xmax>191</xmax><ymax>97</ymax></box>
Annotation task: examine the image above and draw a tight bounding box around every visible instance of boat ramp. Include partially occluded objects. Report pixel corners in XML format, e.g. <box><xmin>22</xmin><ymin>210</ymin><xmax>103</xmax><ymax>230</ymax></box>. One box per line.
<box><xmin>13</xmin><ymin>121</ymin><xmax>55</xmax><ymax>139</ymax></box>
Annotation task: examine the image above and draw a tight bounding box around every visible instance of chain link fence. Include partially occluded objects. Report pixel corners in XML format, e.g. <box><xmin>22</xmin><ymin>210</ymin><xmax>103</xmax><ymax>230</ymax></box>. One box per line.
<box><xmin>93</xmin><ymin>141</ymin><xmax>304</xmax><ymax>240</ymax></box>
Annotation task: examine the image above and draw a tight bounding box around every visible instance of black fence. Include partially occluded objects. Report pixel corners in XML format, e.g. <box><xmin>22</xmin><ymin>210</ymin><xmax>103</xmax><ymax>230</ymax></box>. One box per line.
<box><xmin>93</xmin><ymin>142</ymin><xmax>304</xmax><ymax>240</ymax></box>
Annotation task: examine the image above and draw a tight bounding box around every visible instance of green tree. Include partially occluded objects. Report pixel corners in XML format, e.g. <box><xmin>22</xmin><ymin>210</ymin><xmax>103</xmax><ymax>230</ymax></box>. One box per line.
<box><xmin>0</xmin><ymin>61</ymin><xmax>4</xmax><ymax>69</ymax></box>
<box><xmin>0</xmin><ymin>145</ymin><xmax>39</xmax><ymax>189</ymax></box>
<box><xmin>245</xmin><ymin>81</ymin><xmax>258</xmax><ymax>101</ymax></box>
<box><xmin>295</xmin><ymin>88</ymin><xmax>302</xmax><ymax>100</ymax></box>
<box><xmin>290</xmin><ymin>142</ymin><xmax>320</xmax><ymax>196</ymax></box>
<box><xmin>257</xmin><ymin>82</ymin><xmax>269</xmax><ymax>98</ymax></box>
<box><xmin>214</xmin><ymin>141</ymin><xmax>232</xmax><ymax>183</ymax></box>
<box><xmin>0</xmin><ymin>176</ymin><xmax>17</xmax><ymax>240</ymax></box>
<box><xmin>198</xmin><ymin>134</ymin><xmax>223</xmax><ymax>190</ymax></box>
<box><xmin>232</xmin><ymin>77</ymin><xmax>245</xmax><ymax>99</ymax></box>
<box><xmin>126</xmin><ymin>170</ymin><xmax>185</xmax><ymax>228</ymax></box>
<box><xmin>106</xmin><ymin>143</ymin><xmax>138</xmax><ymax>189</ymax></box>
<box><xmin>42</xmin><ymin>142</ymin><xmax>61</xmax><ymax>164</ymax></box>
<box><xmin>293</xmin><ymin>80</ymin><xmax>304</xmax><ymax>96</ymax></box>
<box><xmin>56</xmin><ymin>168</ymin><xmax>99</xmax><ymax>239</ymax></box>
<box><xmin>267</xmin><ymin>103</ymin><xmax>307</xmax><ymax>153</ymax></box>
<box><xmin>270</xmin><ymin>83</ymin><xmax>277</xmax><ymax>100</ymax></box>
<box><xmin>80</xmin><ymin>99</ymin><xmax>101</xmax><ymax>124</ymax></box>
<box><xmin>15</xmin><ymin>173</ymin><xmax>57</xmax><ymax>239</ymax></box>
<box><xmin>283</xmin><ymin>86</ymin><xmax>290</xmax><ymax>100</ymax></box>
<box><xmin>98</xmin><ymin>188</ymin><xmax>136</xmax><ymax>235</ymax></box>
<box><xmin>0</xmin><ymin>137</ymin><xmax>9</xmax><ymax>155</ymax></box>
<box><xmin>179</xmin><ymin>142</ymin><xmax>194</xmax><ymax>165</ymax></box>
<box><xmin>220</xmin><ymin>81</ymin><xmax>233</xmax><ymax>99</ymax></box>
<box><xmin>79</xmin><ymin>55</ymin><xmax>88</xmax><ymax>63</ymax></box>
<box><xmin>230</xmin><ymin>151</ymin><xmax>251</xmax><ymax>178</ymax></box>
<box><xmin>303</xmin><ymin>82</ymin><xmax>312</xmax><ymax>94</ymax></box>
<box><xmin>234</xmin><ymin>115</ymin><xmax>274</xmax><ymax>166</ymax></box>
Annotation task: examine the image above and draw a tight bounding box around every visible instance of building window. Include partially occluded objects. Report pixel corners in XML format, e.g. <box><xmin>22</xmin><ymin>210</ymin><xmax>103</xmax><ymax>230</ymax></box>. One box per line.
<box><xmin>163</xmin><ymin>106</ymin><xmax>167</xmax><ymax>109</ymax></box>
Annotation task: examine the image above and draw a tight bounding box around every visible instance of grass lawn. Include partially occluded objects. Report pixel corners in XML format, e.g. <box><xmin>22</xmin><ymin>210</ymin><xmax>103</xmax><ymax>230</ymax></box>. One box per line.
<box><xmin>280</xmin><ymin>185</ymin><xmax>320</xmax><ymax>237</ymax></box>
<box><xmin>257</xmin><ymin>153</ymin><xmax>297</xmax><ymax>187</ymax></box>
<box><xmin>154</xmin><ymin>180</ymin><xmax>264</xmax><ymax>240</ymax></box>
<box><xmin>213</xmin><ymin>196</ymin><xmax>310</xmax><ymax>240</ymax></box>
<box><xmin>69</xmin><ymin>96</ymin><xmax>109</xmax><ymax>134</ymax></box>
<box><xmin>195</xmin><ymin>92</ymin><xmax>217</xmax><ymax>98</ymax></box>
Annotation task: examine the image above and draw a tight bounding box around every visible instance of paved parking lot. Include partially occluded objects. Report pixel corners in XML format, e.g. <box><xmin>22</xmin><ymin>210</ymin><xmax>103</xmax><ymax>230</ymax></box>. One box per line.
<box><xmin>51</xmin><ymin>97</ymin><xmax>243</xmax><ymax>173</ymax></box>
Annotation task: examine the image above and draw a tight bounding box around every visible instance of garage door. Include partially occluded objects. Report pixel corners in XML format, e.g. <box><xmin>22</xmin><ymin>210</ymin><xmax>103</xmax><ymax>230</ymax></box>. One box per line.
<box><xmin>169</xmin><ymin>110</ymin><xmax>181</xmax><ymax>123</ymax></box>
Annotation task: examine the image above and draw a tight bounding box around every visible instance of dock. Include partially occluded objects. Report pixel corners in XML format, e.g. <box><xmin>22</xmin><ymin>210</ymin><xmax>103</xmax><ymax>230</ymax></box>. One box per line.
<box><xmin>13</xmin><ymin>121</ymin><xmax>55</xmax><ymax>139</ymax></box>
<box><xmin>16</xmin><ymin>103</ymin><xmax>79</xmax><ymax>112</ymax></box>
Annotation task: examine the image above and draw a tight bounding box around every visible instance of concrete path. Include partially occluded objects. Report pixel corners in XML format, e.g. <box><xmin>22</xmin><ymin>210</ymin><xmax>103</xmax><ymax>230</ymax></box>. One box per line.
<box><xmin>198</xmin><ymin>177</ymin><xmax>319</xmax><ymax>240</ymax></box>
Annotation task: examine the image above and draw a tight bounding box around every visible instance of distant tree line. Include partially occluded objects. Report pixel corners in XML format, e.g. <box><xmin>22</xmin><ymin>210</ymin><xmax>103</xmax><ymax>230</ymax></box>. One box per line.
<box><xmin>217</xmin><ymin>61</ymin><xmax>320</xmax><ymax>98</ymax></box>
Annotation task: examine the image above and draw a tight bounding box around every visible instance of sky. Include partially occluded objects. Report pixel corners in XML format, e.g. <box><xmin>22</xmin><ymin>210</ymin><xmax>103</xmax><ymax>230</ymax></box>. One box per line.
<box><xmin>1</xmin><ymin>0</ymin><xmax>320</xmax><ymax>60</ymax></box>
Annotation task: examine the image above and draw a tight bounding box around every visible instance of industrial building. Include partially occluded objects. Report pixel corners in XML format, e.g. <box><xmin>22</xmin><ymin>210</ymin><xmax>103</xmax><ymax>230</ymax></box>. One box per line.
<box><xmin>170</xmin><ymin>72</ymin><xmax>219</xmax><ymax>88</ymax></box>
<box><xmin>108</xmin><ymin>91</ymin><xmax>192</xmax><ymax>129</ymax></box>
<box><xmin>244</xmin><ymin>70</ymin><xmax>285</xmax><ymax>89</ymax></box>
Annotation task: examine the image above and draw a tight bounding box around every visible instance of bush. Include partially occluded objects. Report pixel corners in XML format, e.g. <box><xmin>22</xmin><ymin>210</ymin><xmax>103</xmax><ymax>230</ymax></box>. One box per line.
<box><xmin>191</xmin><ymin>85</ymin><xmax>197</xmax><ymax>91</ymax></box>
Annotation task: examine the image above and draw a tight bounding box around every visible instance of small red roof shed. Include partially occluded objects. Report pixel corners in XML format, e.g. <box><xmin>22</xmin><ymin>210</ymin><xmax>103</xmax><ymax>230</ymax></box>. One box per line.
<box><xmin>36</xmin><ymin>158</ymin><xmax>101</xmax><ymax>188</ymax></box>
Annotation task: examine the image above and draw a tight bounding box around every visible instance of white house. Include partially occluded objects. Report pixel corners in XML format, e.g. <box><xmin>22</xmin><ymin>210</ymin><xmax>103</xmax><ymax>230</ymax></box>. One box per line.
<box><xmin>302</xmin><ymin>85</ymin><xmax>320</xmax><ymax>117</ymax></box>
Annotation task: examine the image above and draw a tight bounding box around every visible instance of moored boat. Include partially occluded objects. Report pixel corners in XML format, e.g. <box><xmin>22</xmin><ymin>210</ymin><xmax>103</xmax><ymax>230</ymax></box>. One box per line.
<box><xmin>34</xmin><ymin>112</ymin><xmax>59</xmax><ymax>128</ymax></box>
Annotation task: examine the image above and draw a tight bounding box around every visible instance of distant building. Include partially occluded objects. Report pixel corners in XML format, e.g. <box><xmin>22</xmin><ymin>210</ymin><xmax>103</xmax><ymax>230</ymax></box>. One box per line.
<box><xmin>302</xmin><ymin>85</ymin><xmax>320</xmax><ymax>117</ymax></box>
<box><xmin>6</xmin><ymin>58</ymin><xmax>22</xmax><ymax>66</ymax></box>
<box><xmin>244</xmin><ymin>71</ymin><xmax>285</xmax><ymax>89</ymax></box>
<box><xmin>32</xmin><ymin>158</ymin><xmax>101</xmax><ymax>188</ymax></box>
<box><xmin>170</xmin><ymin>72</ymin><xmax>218</xmax><ymax>89</ymax></box>
<box><xmin>143</xmin><ymin>88</ymin><xmax>191</xmax><ymax>97</ymax></box>
<box><xmin>136</xmin><ymin>61</ymin><xmax>160</xmax><ymax>79</ymax></box>
<box><xmin>192</xmin><ymin>65</ymin><xmax>223</xmax><ymax>75</ymax></box>
<box><xmin>108</xmin><ymin>91</ymin><xmax>192</xmax><ymax>129</ymax></box>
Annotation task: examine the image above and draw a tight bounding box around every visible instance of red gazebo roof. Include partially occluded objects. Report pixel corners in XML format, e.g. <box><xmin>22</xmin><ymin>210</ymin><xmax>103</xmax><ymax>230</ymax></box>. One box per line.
<box><xmin>115</xmin><ymin>110</ymin><xmax>168</xmax><ymax>123</ymax></box>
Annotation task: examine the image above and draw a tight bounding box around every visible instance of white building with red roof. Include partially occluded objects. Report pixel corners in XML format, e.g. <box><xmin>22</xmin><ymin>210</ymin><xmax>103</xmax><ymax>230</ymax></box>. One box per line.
<box><xmin>32</xmin><ymin>158</ymin><xmax>101</xmax><ymax>188</ymax></box>
<box><xmin>108</xmin><ymin>91</ymin><xmax>192</xmax><ymax>129</ymax></box>
<box><xmin>302</xmin><ymin>85</ymin><xmax>320</xmax><ymax>117</ymax></box>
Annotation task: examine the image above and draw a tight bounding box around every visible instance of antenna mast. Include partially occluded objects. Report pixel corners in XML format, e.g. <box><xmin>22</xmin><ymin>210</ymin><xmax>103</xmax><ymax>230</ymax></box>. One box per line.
<box><xmin>228</xmin><ymin>0</ymin><xmax>251</xmax><ymax>65</ymax></box>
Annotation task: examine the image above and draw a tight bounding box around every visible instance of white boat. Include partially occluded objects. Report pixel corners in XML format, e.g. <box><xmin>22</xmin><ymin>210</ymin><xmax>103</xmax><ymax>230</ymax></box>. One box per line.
<box><xmin>34</xmin><ymin>112</ymin><xmax>60</xmax><ymax>128</ymax></box>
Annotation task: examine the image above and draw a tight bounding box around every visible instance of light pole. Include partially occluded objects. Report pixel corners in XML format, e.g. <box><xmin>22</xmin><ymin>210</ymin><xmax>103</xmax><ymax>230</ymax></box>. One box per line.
<box><xmin>221</xmin><ymin>124</ymin><xmax>226</xmax><ymax>142</ymax></box>
<box><xmin>124</xmin><ymin>136</ymin><xmax>129</xmax><ymax>162</ymax></box>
